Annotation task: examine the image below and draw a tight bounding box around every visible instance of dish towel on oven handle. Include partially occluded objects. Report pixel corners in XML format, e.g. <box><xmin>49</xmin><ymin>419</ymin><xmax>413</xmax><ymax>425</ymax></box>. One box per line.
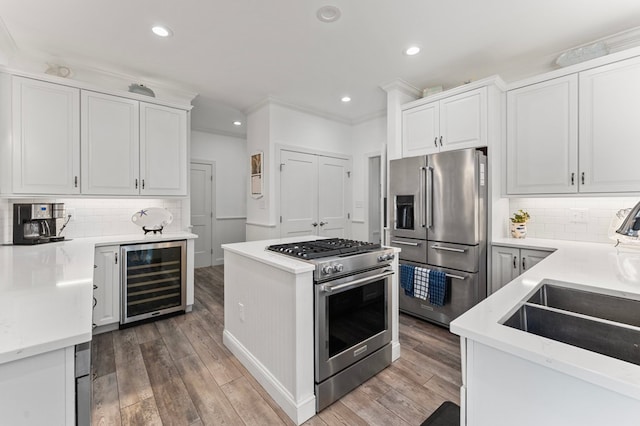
<box><xmin>428</xmin><ymin>270</ymin><xmax>447</xmax><ymax>306</ymax></box>
<box><xmin>413</xmin><ymin>267</ymin><xmax>429</xmax><ymax>300</ymax></box>
<box><xmin>399</xmin><ymin>264</ymin><xmax>415</xmax><ymax>297</ymax></box>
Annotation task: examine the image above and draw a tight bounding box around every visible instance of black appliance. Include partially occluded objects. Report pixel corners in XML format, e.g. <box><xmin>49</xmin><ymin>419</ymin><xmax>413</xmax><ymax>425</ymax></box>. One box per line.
<box><xmin>13</xmin><ymin>203</ymin><xmax>65</xmax><ymax>245</ymax></box>
<box><xmin>267</xmin><ymin>238</ymin><xmax>395</xmax><ymax>411</ymax></box>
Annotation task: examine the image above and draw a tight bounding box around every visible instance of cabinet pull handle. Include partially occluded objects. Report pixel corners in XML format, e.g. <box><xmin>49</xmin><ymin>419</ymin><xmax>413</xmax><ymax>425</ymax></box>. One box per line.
<box><xmin>433</xmin><ymin>137</ymin><xmax>438</xmax><ymax>148</ymax></box>
<box><xmin>522</xmin><ymin>257</ymin><xmax>526</xmax><ymax>270</ymax></box>
<box><xmin>571</xmin><ymin>172</ymin><xmax>575</xmax><ymax>185</ymax></box>
<box><xmin>142</xmin><ymin>179</ymin><xmax>145</xmax><ymax>189</ymax></box>
<box><xmin>115</xmin><ymin>253</ymin><xmax>118</xmax><ymax>264</ymax></box>
<box><xmin>93</xmin><ymin>297</ymin><xmax>97</xmax><ymax>308</ymax></box>
<box><xmin>319</xmin><ymin>221</ymin><xmax>327</xmax><ymax>226</ymax></box>
<box><xmin>312</xmin><ymin>222</ymin><xmax>318</xmax><ymax>227</ymax></box>
<box><xmin>74</xmin><ymin>176</ymin><xmax>78</xmax><ymax>188</ymax></box>
<box><xmin>431</xmin><ymin>245</ymin><xmax>466</xmax><ymax>253</ymax></box>
<box><xmin>513</xmin><ymin>256</ymin><xmax>517</xmax><ymax>269</ymax></box>
<box><xmin>135</xmin><ymin>178</ymin><xmax>138</xmax><ymax>189</ymax></box>
<box><xmin>93</xmin><ymin>284</ymin><xmax>98</xmax><ymax>290</ymax></box>
<box><xmin>581</xmin><ymin>172</ymin><xmax>585</xmax><ymax>185</ymax></box>
<box><xmin>445</xmin><ymin>273</ymin><xmax>466</xmax><ymax>280</ymax></box>
<box><xmin>92</xmin><ymin>323</ymin><xmax>97</xmax><ymax>330</ymax></box>
<box><xmin>439</xmin><ymin>136</ymin><xmax>443</xmax><ymax>147</ymax></box>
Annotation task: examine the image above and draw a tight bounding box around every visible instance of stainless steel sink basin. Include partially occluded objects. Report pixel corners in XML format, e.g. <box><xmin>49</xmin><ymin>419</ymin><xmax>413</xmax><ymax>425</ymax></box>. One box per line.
<box><xmin>502</xmin><ymin>281</ymin><xmax>640</xmax><ymax>366</ymax></box>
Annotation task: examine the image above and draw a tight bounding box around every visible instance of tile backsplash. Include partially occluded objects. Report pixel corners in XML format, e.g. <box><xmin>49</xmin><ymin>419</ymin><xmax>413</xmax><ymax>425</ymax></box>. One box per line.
<box><xmin>509</xmin><ymin>197</ymin><xmax>640</xmax><ymax>244</ymax></box>
<box><xmin>0</xmin><ymin>198</ymin><xmax>183</xmax><ymax>244</ymax></box>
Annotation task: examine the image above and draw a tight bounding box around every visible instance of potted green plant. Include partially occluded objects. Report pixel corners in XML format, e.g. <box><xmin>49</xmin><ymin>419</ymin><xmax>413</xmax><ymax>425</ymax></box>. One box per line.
<box><xmin>510</xmin><ymin>209</ymin><xmax>530</xmax><ymax>238</ymax></box>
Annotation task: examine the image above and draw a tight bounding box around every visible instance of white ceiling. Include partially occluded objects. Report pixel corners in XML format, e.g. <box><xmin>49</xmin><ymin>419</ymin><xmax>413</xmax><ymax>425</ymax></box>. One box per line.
<box><xmin>2</xmin><ymin>1</ymin><xmax>640</xmax><ymax>135</ymax></box>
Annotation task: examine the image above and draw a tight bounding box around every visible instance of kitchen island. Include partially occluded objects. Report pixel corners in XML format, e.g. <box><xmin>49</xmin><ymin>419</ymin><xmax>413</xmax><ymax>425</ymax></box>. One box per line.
<box><xmin>0</xmin><ymin>232</ymin><xmax>196</xmax><ymax>425</ymax></box>
<box><xmin>451</xmin><ymin>238</ymin><xmax>640</xmax><ymax>425</ymax></box>
<box><xmin>221</xmin><ymin>237</ymin><xmax>401</xmax><ymax>425</ymax></box>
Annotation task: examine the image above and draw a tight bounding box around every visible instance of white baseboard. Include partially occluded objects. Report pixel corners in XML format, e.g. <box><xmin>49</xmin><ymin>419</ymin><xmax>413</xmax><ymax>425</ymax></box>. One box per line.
<box><xmin>392</xmin><ymin>341</ymin><xmax>401</xmax><ymax>361</ymax></box>
<box><xmin>223</xmin><ymin>329</ymin><xmax>316</xmax><ymax>425</ymax></box>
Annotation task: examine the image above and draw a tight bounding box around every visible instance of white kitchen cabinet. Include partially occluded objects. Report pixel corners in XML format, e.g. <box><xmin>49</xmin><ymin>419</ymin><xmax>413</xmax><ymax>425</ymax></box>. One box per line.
<box><xmin>12</xmin><ymin>76</ymin><xmax>80</xmax><ymax>194</ymax></box>
<box><xmin>507</xmin><ymin>54</ymin><xmax>640</xmax><ymax>195</ymax></box>
<box><xmin>506</xmin><ymin>75</ymin><xmax>578</xmax><ymax>194</ymax></box>
<box><xmin>402</xmin><ymin>87</ymin><xmax>486</xmax><ymax>157</ymax></box>
<box><xmin>93</xmin><ymin>245</ymin><xmax>120</xmax><ymax>330</ymax></box>
<box><xmin>579</xmin><ymin>55</ymin><xmax>640</xmax><ymax>193</ymax></box>
<box><xmin>490</xmin><ymin>245</ymin><xmax>551</xmax><ymax>294</ymax></box>
<box><xmin>140</xmin><ymin>102</ymin><xmax>188</xmax><ymax>196</ymax></box>
<box><xmin>81</xmin><ymin>91</ymin><xmax>140</xmax><ymax>195</ymax></box>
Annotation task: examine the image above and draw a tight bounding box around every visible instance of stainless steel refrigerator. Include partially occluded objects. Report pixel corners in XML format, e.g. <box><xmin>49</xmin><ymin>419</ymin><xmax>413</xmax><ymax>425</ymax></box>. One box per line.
<box><xmin>389</xmin><ymin>148</ymin><xmax>487</xmax><ymax>326</ymax></box>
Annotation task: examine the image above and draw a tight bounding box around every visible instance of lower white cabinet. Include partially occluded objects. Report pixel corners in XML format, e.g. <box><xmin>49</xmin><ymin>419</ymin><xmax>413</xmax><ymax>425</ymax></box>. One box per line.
<box><xmin>93</xmin><ymin>245</ymin><xmax>120</xmax><ymax>330</ymax></box>
<box><xmin>490</xmin><ymin>245</ymin><xmax>551</xmax><ymax>294</ymax></box>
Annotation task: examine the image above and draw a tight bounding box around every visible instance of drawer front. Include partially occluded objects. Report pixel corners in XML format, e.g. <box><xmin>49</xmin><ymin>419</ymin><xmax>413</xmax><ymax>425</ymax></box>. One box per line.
<box><xmin>389</xmin><ymin>237</ymin><xmax>427</xmax><ymax>263</ymax></box>
<box><xmin>427</xmin><ymin>241</ymin><xmax>478</xmax><ymax>273</ymax></box>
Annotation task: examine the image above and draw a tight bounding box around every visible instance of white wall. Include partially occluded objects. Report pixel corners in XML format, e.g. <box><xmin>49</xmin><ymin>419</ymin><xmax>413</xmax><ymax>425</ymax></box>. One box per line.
<box><xmin>509</xmin><ymin>197</ymin><xmax>640</xmax><ymax>244</ymax></box>
<box><xmin>191</xmin><ymin>130</ymin><xmax>247</xmax><ymax>264</ymax></box>
<box><xmin>350</xmin><ymin>116</ymin><xmax>386</xmax><ymax>241</ymax></box>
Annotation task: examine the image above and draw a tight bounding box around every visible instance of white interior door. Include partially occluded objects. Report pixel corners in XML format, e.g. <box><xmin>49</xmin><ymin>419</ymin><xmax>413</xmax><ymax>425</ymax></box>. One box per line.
<box><xmin>318</xmin><ymin>156</ymin><xmax>349</xmax><ymax>238</ymax></box>
<box><xmin>280</xmin><ymin>150</ymin><xmax>319</xmax><ymax>237</ymax></box>
<box><xmin>190</xmin><ymin>162</ymin><xmax>213</xmax><ymax>268</ymax></box>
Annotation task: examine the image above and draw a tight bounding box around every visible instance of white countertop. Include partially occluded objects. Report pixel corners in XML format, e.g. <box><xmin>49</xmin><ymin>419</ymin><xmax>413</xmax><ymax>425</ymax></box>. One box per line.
<box><xmin>0</xmin><ymin>232</ymin><xmax>197</xmax><ymax>364</ymax></box>
<box><xmin>451</xmin><ymin>237</ymin><xmax>640</xmax><ymax>400</ymax></box>
<box><xmin>222</xmin><ymin>236</ymin><xmax>321</xmax><ymax>274</ymax></box>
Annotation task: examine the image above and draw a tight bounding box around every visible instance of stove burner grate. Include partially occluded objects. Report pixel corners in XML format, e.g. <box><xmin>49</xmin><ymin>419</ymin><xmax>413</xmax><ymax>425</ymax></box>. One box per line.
<box><xmin>267</xmin><ymin>238</ymin><xmax>381</xmax><ymax>259</ymax></box>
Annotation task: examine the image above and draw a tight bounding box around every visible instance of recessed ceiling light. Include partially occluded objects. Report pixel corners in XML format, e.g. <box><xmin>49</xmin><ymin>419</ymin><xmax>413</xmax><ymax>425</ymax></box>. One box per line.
<box><xmin>404</xmin><ymin>46</ymin><xmax>421</xmax><ymax>56</ymax></box>
<box><xmin>233</xmin><ymin>121</ymin><xmax>242</xmax><ymax>126</ymax></box>
<box><xmin>152</xmin><ymin>25</ymin><xmax>172</xmax><ymax>37</ymax></box>
<box><xmin>341</xmin><ymin>96</ymin><xmax>351</xmax><ymax>103</ymax></box>
<box><xmin>317</xmin><ymin>6</ymin><xmax>341</xmax><ymax>23</ymax></box>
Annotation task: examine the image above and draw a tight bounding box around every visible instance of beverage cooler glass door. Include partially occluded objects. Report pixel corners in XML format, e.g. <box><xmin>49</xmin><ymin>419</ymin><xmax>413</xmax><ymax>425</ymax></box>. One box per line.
<box><xmin>121</xmin><ymin>240</ymin><xmax>187</xmax><ymax>324</ymax></box>
<box><xmin>389</xmin><ymin>156</ymin><xmax>428</xmax><ymax>240</ymax></box>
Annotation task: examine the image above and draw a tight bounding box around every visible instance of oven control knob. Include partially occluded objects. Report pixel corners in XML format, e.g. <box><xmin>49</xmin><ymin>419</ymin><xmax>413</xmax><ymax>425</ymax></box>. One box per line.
<box><xmin>333</xmin><ymin>264</ymin><xmax>344</xmax><ymax>273</ymax></box>
<box><xmin>322</xmin><ymin>265</ymin><xmax>334</xmax><ymax>275</ymax></box>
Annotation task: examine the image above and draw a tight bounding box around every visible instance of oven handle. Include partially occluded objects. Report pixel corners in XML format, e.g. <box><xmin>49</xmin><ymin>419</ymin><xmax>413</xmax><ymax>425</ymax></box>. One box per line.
<box><xmin>320</xmin><ymin>270</ymin><xmax>394</xmax><ymax>293</ymax></box>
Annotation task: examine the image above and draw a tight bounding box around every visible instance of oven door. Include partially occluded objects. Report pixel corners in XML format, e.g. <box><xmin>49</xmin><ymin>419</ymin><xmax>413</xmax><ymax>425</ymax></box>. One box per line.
<box><xmin>315</xmin><ymin>268</ymin><xmax>394</xmax><ymax>383</ymax></box>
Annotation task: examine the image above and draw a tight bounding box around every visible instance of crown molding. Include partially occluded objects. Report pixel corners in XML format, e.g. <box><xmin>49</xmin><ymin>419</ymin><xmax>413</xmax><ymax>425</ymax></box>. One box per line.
<box><xmin>351</xmin><ymin>109</ymin><xmax>386</xmax><ymax>125</ymax></box>
<box><xmin>245</xmin><ymin>96</ymin><xmax>353</xmax><ymax>125</ymax></box>
<box><xmin>380</xmin><ymin>79</ymin><xmax>422</xmax><ymax>98</ymax></box>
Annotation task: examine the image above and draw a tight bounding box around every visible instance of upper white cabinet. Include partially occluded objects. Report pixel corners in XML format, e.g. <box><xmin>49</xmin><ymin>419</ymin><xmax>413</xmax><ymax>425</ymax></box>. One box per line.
<box><xmin>506</xmin><ymin>75</ymin><xmax>578</xmax><ymax>194</ymax></box>
<box><xmin>140</xmin><ymin>103</ymin><xmax>188</xmax><ymax>196</ymax></box>
<box><xmin>579</xmin><ymin>55</ymin><xmax>640</xmax><ymax>193</ymax></box>
<box><xmin>402</xmin><ymin>87</ymin><xmax>487</xmax><ymax>157</ymax></box>
<box><xmin>12</xmin><ymin>76</ymin><xmax>80</xmax><ymax>194</ymax></box>
<box><xmin>507</xmin><ymin>54</ymin><xmax>640</xmax><ymax>195</ymax></box>
<box><xmin>9</xmin><ymin>75</ymin><xmax>189</xmax><ymax>197</ymax></box>
<box><xmin>81</xmin><ymin>91</ymin><xmax>140</xmax><ymax>195</ymax></box>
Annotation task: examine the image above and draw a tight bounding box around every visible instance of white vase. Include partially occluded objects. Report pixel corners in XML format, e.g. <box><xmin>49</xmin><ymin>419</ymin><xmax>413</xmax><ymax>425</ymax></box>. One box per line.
<box><xmin>510</xmin><ymin>222</ymin><xmax>527</xmax><ymax>239</ymax></box>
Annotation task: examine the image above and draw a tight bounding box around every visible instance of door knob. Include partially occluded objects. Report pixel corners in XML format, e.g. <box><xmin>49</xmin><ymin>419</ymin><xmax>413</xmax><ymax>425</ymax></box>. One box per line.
<box><xmin>319</xmin><ymin>221</ymin><xmax>328</xmax><ymax>226</ymax></box>
<box><xmin>312</xmin><ymin>222</ymin><xmax>318</xmax><ymax>227</ymax></box>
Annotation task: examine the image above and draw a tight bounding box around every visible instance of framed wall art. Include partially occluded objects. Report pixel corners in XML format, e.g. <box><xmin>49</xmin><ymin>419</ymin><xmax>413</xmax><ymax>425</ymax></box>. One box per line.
<box><xmin>250</xmin><ymin>151</ymin><xmax>264</xmax><ymax>198</ymax></box>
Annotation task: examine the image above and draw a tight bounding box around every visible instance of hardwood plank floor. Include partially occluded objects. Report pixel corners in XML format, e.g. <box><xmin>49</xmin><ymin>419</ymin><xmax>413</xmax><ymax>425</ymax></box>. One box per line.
<box><xmin>92</xmin><ymin>265</ymin><xmax>461</xmax><ymax>425</ymax></box>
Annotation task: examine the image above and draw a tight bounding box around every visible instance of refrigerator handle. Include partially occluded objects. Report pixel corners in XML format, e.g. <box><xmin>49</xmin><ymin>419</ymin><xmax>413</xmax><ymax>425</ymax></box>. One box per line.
<box><xmin>419</xmin><ymin>166</ymin><xmax>427</xmax><ymax>228</ymax></box>
<box><xmin>426</xmin><ymin>166</ymin><xmax>433</xmax><ymax>229</ymax></box>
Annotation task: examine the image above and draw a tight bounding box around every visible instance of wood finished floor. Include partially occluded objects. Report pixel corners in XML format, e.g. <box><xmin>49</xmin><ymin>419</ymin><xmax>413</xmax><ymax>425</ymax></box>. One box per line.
<box><xmin>92</xmin><ymin>265</ymin><xmax>462</xmax><ymax>426</ymax></box>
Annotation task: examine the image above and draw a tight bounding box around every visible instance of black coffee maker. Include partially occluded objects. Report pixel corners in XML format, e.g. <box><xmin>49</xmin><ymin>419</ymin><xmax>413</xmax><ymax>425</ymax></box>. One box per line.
<box><xmin>13</xmin><ymin>203</ymin><xmax>62</xmax><ymax>245</ymax></box>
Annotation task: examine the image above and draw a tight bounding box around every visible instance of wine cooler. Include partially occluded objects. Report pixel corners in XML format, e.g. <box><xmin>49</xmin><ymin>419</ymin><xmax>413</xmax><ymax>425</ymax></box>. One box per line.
<box><xmin>120</xmin><ymin>240</ymin><xmax>186</xmax><ymax>325</ymax></box>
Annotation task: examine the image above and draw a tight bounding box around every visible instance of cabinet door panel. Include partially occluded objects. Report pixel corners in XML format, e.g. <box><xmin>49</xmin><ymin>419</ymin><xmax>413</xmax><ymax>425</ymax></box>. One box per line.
<box><xmin>507</xmin><ymin>75</ymin><xmax>578</xmax><ymax>194</ymax></box>
<box><xmin>520</xmin><ymin>249</ymin><xmax>550</xmax><ymax>273</ymax></box>
<box><xmin>579</xmin><ymin>56</ymin><xmax>640</xmax><ymax>193</ymax></box>
<box><xmin>402</xmin><ymin>102</ymin><xmax>439</xmax><ymax>157</ymax></box>
<box><xmin>440</xmin><ymin>87</ymin><xmax>486</xmax><ymax>151</ymax></box>
<box><xmin>490</xmin><ymin>246</ymin><xmax>520</xmax><ymax>294</ymax></box>
<box><xmin>140</xmin><ymin>103</ymin><xmax>188</xmax><ymax>196</ymax></box>
<box><xmin>280</xmin><ymin>150</ymin><xmax>319</xmax><ymax>237</ymax></box>
<box><xmin>12</xmin><ymin>77</ymin><xmax>80</xmax><ymax>194</ymax></box>
<box><xmin>81</xmin><ymin>91</ymin><xmax>139</xmax><ymax>195</ymax></box>
<box><xmin>318</xmin><ymin>156</ymin><xmax>349</xmax><ymax>238</ymax></box>
<box><xmin>93</xmin><ymin>246</ymin><xmax>120</xmax><ymax>328</ymax></box>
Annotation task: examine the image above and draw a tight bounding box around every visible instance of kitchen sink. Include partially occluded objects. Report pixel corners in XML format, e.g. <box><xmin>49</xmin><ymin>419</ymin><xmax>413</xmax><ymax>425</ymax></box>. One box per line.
<box><xmin>502</xmin><ymin>281</ymin><xmax>640</xmax><ymax>366</ymax></box>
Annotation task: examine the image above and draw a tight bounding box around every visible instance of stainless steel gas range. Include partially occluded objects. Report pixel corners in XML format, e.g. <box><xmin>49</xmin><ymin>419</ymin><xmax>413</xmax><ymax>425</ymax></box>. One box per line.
<box><xmin>267</xmin><ymin>238</ymin><xmax>396</xmax><ymax>411</ymax></box>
